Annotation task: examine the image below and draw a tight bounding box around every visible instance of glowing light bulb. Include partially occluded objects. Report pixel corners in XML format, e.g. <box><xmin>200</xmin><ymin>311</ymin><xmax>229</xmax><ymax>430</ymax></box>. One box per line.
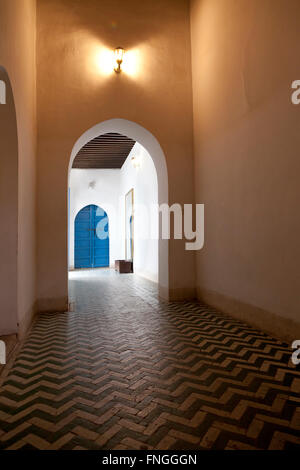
<box><xmin>114</xmin><ymin>47</ymin><xmax>125</xmax><ymax>73</ymax></box>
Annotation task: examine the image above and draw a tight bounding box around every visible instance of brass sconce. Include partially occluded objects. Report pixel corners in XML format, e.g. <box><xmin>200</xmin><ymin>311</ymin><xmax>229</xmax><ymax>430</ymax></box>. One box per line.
<box><xmin>114</xmin><ymin>47</ymin><xmax>125</xmax><ymax>73</ymax></box>
<box><xmin>131</xmin><ymin>156</ymin><xmax>140</xmax><ymax>168</ymax></box>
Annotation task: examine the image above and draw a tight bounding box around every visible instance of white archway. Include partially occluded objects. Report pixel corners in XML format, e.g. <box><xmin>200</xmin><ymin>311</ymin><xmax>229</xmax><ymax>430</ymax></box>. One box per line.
<box><xmin>68</xmin><ymin>118</ymin><xmax>169</xmax><ymax>296</ymax></box>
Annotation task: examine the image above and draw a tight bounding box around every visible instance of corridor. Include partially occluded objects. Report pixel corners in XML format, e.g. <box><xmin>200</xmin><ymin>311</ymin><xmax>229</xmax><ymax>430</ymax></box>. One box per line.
<box><xmin>0</xmin><ymin>270</ymin><xmax>299</xmax><ymax>450</ymax></box>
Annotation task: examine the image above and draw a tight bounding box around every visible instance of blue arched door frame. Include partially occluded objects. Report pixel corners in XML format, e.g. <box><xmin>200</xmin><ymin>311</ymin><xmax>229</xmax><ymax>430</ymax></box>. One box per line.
<box><xmin>75</xmin><ymin>205</ymin><xmax>109</xmax><ymax>269</ymax></box>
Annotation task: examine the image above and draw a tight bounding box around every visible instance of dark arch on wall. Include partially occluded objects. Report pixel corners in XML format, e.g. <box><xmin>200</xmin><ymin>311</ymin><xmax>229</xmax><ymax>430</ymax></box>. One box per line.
<box><xmin>0</xmin><ymin>66</ymin><xmax>18</xmax><ymax>334</ymax></box>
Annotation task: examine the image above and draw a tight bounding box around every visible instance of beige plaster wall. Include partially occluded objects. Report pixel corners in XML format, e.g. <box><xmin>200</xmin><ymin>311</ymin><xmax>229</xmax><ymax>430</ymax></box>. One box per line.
<box><xmin>190</xmin><ymin>0</ymin><xmax>300</xmax><ymax>340</ymax></box>
<box><xmin>36</xmin><ymin>0</ymin><xmax>195</xmax><ymax>309</ymax></box>
<box><xmin>0</xmin><ymin>0</ymin><xmax>37</xmax><ymax>337</ymax></box>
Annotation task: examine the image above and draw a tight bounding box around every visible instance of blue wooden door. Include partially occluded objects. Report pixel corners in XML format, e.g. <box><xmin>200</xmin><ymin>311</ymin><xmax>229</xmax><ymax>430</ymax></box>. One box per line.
<box><xmin>75</xmin><ymin>205</ymin><xmax>109</xmax><ymax>268</ymax></box>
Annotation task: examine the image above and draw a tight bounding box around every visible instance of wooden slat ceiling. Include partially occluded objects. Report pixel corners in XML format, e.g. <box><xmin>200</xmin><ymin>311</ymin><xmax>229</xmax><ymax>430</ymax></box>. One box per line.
<box><xmin>72</xmin><ymin>132</ymin><xmax>136</xmax><ymax>169</ymax></box>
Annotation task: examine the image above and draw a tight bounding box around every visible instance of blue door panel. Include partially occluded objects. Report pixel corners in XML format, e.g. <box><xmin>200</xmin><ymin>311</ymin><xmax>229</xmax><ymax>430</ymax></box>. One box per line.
<box><xmin>75</xmin><ymin>205</ymin><xmax>109</xmax><ymax>269</ymax></box>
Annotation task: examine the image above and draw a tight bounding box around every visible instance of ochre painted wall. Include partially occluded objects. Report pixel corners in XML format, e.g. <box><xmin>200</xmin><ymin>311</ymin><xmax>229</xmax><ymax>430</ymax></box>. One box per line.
<box><xmin>0</xmin><ymin>0</ymin><xmax>36</xmax><ymax>337</ymax></box>
<box><xmin>36</xmin><ymin>0</ymin><xmax>195</xmax><ymax>310</ymax></box>
<box><xmin>190</xmin><ymin>0</ymin><xmax>300</xmax><ymax>340</ymax></box>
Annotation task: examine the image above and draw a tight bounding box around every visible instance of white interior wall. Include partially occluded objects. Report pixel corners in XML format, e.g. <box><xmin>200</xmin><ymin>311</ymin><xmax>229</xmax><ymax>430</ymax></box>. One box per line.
<box><xmin>120</xmin><ymin>143</ymin><xmax>158</xmax><ymax>282</ymax></box>
<box><xmin>69</xmin><ymin>142</ymin><xmax>158</xmax><ymax>283</ymax></box>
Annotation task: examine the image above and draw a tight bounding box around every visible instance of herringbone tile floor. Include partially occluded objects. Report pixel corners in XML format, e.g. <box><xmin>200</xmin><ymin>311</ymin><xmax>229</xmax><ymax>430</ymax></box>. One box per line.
<box><xmin>0</xmin><ymin>269</ymin><xmax>299</xmax><ymax>450</ymax></box>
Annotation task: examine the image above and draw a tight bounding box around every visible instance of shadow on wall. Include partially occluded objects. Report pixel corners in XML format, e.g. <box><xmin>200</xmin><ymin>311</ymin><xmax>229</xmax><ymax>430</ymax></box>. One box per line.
<box><xmin>45</xmin><ymin>0</ymin><xmax>169</xmax><ymax>50</ymax></box>
<box><xmin>0</xmin><ymin>66</ymin><xmax>18</xmax><ymax>335</ymax></box>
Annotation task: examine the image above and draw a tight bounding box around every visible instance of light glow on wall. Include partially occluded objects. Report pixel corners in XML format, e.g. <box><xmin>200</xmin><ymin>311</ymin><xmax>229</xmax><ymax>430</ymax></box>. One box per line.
<box><xmin>96</xmin><ymin>48</ymin><xmax>115</xmax><ymax>76</ymax></box>
<box><xmin>122</xmin><ymin>49</ymin><xmax>140</xmax><ymax>77</ymax></box>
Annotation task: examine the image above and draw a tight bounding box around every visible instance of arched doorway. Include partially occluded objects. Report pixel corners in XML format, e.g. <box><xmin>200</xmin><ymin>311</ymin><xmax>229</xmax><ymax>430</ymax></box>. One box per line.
<box><xmin>75</xmin><ymin>205</ymin><xmax>109</xmax><ymax>269</ymax></box>
<box><xmin>0</xmin><ymin>66</ymin><xmax>18</xmax><ymax>335</ymax></box>
<box><xmin>68</xmin><ymin>119</ymin><xmax>169</xmax><ymax>299</ymax></box>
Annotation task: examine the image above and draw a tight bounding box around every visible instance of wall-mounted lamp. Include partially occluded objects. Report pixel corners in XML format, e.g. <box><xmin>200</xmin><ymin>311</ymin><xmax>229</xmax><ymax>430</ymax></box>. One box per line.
<box><xmin>88</xmin><ymin>180</ymin><xmax>96</xmax><ymax>190</ymax></box>
<box><xmin>114</xmin><ymin>47</ymin><xmax>125</xmax><ymax>73</ymax></box>
<box><xmin>131</xmin><ymin>156</ymin><xmax>140</xmax><ymax>168</ymax></box>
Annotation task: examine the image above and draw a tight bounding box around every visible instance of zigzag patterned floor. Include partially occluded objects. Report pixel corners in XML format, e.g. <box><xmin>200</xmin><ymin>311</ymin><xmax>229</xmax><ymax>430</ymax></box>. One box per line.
<box><xmin>0</xmin><ymin>269</ymin><xmax>299</xmax><ymax>450</ymax></box>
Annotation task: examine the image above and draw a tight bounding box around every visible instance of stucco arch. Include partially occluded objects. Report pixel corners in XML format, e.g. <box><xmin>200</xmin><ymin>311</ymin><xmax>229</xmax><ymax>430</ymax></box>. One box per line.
<box><xmin>68</xmin><ymin>118</ymin><xmax>169</xmax><ymax>297</ymax></box>
<box><xmin>0</xmin><ymin>66</ymin><xmax>18</xmax><ymax>334</ymax></box>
